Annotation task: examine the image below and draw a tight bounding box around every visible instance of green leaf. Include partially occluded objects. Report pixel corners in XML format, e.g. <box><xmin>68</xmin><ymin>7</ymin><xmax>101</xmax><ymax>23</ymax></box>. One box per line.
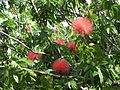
<box><xmin>18</xmin><ymin>58</ymin><xmax>34</xmax><ymax>66</ymax></box>
<box><xmin>7</xmin><ymin>48</ymin><xmax>11</xmax><ymax>56</ymax></box>
<box><xmin>30</xmin><ymin>76</ymin><xmax>36</xmax><ymax>82</ymax></box>
<box><xmin>0</xmin><ymin>87</ymin><xmax>3</xmax><ymax>90</ymax></box>
<box><xmin>11</xmin><ymin>61</ymin><xmax>21</xmax><ymax>68</ymax></box>
<box><xmin>2</xmin><ymin>19</ymin><xmax>16</xmax><ymax>28</ymax></box>
<box><xmin>115</xmin><ymin>65</ymin><xmax>120</xmax><ymax>73</ymax></box>
<box><xmin>13</xmin><ymin>75</ymin><xmax>19</xmax><ymax>83</ymax></box>
<box><xmin>45</xmin><ymin>69</ymin><xmax>53</xmax><ymax>73</ymax></box>
<box><xmin>90</xmin><ymin>13</ymin><xmax>98</xmax><ymax>21</ymax></box>
<box><xmin>0</xmin><ymin>12</ymin><xmax>7</xmax><ymax>19</ymax></box>
<box><xmin>27</xmin><ymin>69</ymin><xmax>37</xmax><ymax>77</ymax></box>
<box><xmin>110</xmin><ymin>68</ymin><xmax>119</xmax><ymax>80</ymax></box>
<box><xmin>96</xmin><ymin>66</ymin><xmax>103</xmax><ymax>84</ymax></box>
<box><xmin>99</xmin><ymin>60</ymin><xmax>108</xmax><ymax>65</ymax></box>
<box><xmin>69</xmin><ymin>80</ymin><xmax>77</xmax><ymax>89</ymax></box>
<box><xmin>93</xmin><ymin>71</ymin><xmax>98</xmax><ymax>77</ymax></box>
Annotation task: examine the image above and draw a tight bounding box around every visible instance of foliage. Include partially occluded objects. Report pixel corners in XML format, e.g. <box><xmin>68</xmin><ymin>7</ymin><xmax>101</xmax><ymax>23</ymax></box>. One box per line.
<box><xmin>0</xmin><ymin>0</ymin><xmax>120</xmax><ymax>89</ymax></box>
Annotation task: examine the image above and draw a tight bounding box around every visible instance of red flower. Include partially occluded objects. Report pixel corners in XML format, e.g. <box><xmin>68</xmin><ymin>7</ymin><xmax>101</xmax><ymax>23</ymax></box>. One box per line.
<box><xmin>55</xmin><ymin>39</ymin><xmax>65</xmax><ymax>45</ymax></box>
<box><xmin>52</xmin><ymin>59</ymin><xmax>70</xmax><ymax>74</ymax></box>
<box><xmin>27</xmin><ymin>51</ymin><xmax>41</xmax><ymax>62</ymax></box>
<box><xmin>71</xmin><ymin>17</ymin><xmax>93</xmax><ymax>36</ymax></box>
<box><xmin>67</xmin><ymin>42</ymin><xmax>77</xmax><ymax>52</ymax></box>
<box><xmin>25</xmin><ymin>25</ymin><xmax>31</xmax><ymax>32</ymax></box>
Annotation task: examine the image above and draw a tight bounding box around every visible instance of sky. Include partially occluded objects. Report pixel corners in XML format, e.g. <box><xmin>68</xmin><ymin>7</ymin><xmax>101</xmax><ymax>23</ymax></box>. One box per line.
<box><xmin>86</xmin><ymin>0</ymin><xmax>91</xmax><ymax>4</ymax></box>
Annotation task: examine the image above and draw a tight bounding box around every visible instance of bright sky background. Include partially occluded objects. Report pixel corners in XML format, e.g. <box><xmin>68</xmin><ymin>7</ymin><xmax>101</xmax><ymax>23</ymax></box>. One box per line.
<box><xmin>86</xmin><ymin>0</ymin><xmax>91</xmax><ymax>4</ymax></box>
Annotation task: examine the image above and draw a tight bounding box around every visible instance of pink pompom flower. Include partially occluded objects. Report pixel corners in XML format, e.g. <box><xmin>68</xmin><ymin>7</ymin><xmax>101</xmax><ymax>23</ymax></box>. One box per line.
<box><xmin>67</xmin><ymin>42</ymin><xmax>77</xmax><ymax>52</ymax></box>
<box><xmin>27</xmin><ymin>51</ymin><xmax>41</xmax><ymax>62</ymax></box>
<box><xmin>71</xmin><ymin>17</ymin><xmax>93</xmax><ymax>36</ymax></box>
<box><xmin>25</xmin><ymin>25</ymin><xmax>31</xmax><ymax>32</ymax></box>
<box><xmin>52</xmin><ymin>59</ymin><xmax>70</xmax><ymax>74</ymax></box>
<box><xmin>55</xmin><ymin>39</ymin><xmax>65</xmax><ymax>45</ymax></box>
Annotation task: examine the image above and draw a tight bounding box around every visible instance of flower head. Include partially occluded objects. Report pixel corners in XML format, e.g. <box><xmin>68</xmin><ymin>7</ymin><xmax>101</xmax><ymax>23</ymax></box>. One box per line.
<box><xmin>52</xmin><ymin>59</ymin><xmax>70</xmax><ymax>74</ymax></box>
<box><xmin>27</xmin><ymin>51</ymin><xmax>41</xmax><ymax>62</ymax></box>
<box><xmin>11</xmin><ymin>7</ymin><xmax>16</xmax><ymax>13</ymax></box>
<box><xmin>67</xmin><ymin>42</ymin><xmax>77</xmax><ymax>52</ymax></box>
<box><xmin>71</xmin><ymin>17</ymin><xmax>93</xmax><ymax>36</ymax></box>
<box><xmin>55</xmin><ymin>39</ymin><xmax>65</xmax><ymax>45</ymax></box>
<box><xmin>25</xmin><ymin>25</ymin><xmax>31</xmax><ymax>32</ymax></box>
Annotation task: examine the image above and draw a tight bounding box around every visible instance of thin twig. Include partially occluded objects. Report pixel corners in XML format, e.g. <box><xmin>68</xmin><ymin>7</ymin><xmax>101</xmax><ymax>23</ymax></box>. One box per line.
<box><xmin>21</xmin><ymin>68</ymin><xmax>61</xmax><ymax>78</ymax></box>
<box><xmin>102</xmin><ymin>32</ymin><xmax>120</xmax><ymax>51</ymax></box>
<box><xmin>0</xmin><ymin>65</ymin><xmax>60</xmax><ymax>78</ymax></box>
<box><xmin>0</xmin><ymin>28</ymin><xmax>31</xmax><ymax>50</ymax></box>
<box><xmin>30</xmin><ymin>1</ymin><xmax>61</xmax><ymax>56</ymax></box>
<box><xmin>32</xmin><ymin>69</ymin><xmax>61</xmax><ymax>78</ymax></box>
<box><xmin>0</xmin><ymin>39</ymin><xmax>23</xmax><ymax>56</ymax></box>
<box><xmin>31</xmin><ymin>0</ymin><xmax>38</xmax><ymax>14</ymax></box>
<box><xmin>0</xmin><ymin>65</ymin><xmax>83</xmax><ymax>79</ymax></box>
<box><xmin>50</xmin><ymin>2</ymin><xmax>72</xmax><ymax>26</ymax></box>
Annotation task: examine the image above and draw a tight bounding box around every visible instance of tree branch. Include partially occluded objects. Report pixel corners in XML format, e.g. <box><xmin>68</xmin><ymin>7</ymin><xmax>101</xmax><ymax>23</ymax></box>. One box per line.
<box><xmin>32</xmin><ymin>69</ymin><xmax>61</xmax><ymax>78</ymax></box>
<box><xmin>0</xmin><ymin>28</ymin><xmax>31</xmax><ymax>50</ymax></box>
<box><xmin>0</xmin><ymin>39</ymin><xmax>23</xmax><ymax>56</ymax></box>
<box><xmin>30</xmin><ymin>0</ymin><xmax>38</xmax><ymax>14</ymax></box>
<box><xmin>102</xmin><ymin>32</ymin><xmax>120</xmax><ymax>51</ymax></box>
<box><xmin>0</xmin><ymin>65</ymin><xmax>60</xmax><ymax>78</ymax></box>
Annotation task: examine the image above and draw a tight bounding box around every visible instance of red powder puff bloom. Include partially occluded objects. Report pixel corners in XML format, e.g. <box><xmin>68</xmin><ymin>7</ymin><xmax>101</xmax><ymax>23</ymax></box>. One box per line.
<box><xmin>25</xmin><ymin>25</ymin><xmax>31</xmax><ymax>32</ymax></box>
<box><xmin>52</xmin><ymin>59</ymin><xmax>70</xmax><ymax>74</ymax></box>
<box><xmin>27</xmin><ymin>51</ymin><xmax>41</xmax><ymax>62</ymax></box>
<box><xmin>67</xmin><ymin>42</ymin><xmax>77</xmax><ymax>52</ymax></box>
<box><xmin>55</xmin><ymin>39</ymin><xmax>65</xmax><ymax>45</ymax></box>
<box><xmin>71</xmin><ymin>17</ymin><xmax>93</xmax><ymax>36</ymax></box>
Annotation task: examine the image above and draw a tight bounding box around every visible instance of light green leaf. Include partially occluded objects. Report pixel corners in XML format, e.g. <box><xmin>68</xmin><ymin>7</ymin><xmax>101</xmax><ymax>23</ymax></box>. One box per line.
<box><xmin>96</xmin><ymin>66</ymin><xmax>103</xmax><ymax>84</ymax></box>
<box><xmin>27</xmin><ymin>69</ymin><xmax>37</xmax><ymax>77</ymax></box>
<box><xmin>18</xmin><ymin>58</ymin><xmax>34</xmax><ymax>66</ymax></box>
<box><xmin>45</xmin><ymin>69</ymin><xmax>53</xmax><ymax>73</ymax></box>
<box><xmin>70</xmin><ymin>80</ymin><xmax>77</xmax><ymax>89</ymax></box>
<box><xmin>11</xmin><ymin>61</ymin><xmax>21</xmax><ymax>68</ymax></box>
<box><xmin>93</xmin><ymin>71</ymin><xmax>98</xmax><ymax>77</ymax></box>
<box><xmin>115</xmin><ymin>65</ymin><xmax>120</xmax><ymax>73</ymax></box>
<box><xmin>13</xmin><ymin>75</ymin><xmax>19</xmax><ymax>83</ymax></box>
<box><xmin>68</xmin><ymin>80</ymin><xmax>77</xmax><ymax>89</ymax></box>
<box><xmin>0</xmin><ymin>12</ymin><xmax>7</xmax><ymax>19</ymax></box>
<box><xmin>110</xmin><ymin>68</ymin><xmax>119</xmax><ymax>79</ymax></box>
<box><xmin>30</xmin><ymin>76</ymin><xmax>36</xmax><ymax>82</ymax></box>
